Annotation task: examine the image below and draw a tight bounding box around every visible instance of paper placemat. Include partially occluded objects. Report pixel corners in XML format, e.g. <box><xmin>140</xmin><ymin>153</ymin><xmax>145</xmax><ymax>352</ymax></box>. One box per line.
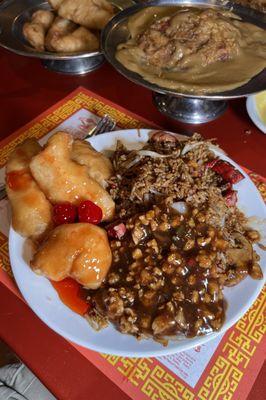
<box><xmin>0</xmin><ymin>87</ymin><xmax>265</xmax><ymax>400</ymax></box>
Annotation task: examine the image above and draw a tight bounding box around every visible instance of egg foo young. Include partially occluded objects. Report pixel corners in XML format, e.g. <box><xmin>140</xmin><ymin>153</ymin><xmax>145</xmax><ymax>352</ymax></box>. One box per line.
<box><xmin>116</xmin><ymin>7</ymin><xmax>266</xmax><ymax>94</ymax></box>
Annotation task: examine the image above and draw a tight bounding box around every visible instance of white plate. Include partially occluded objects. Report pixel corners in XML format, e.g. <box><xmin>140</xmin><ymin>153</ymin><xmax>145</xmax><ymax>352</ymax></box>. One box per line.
<box><xmin>9</xmin><ymin>129</ymin><xmax>266</xmax><ymax>357</ymax></box>
<box><xmin>246</xmin><ymin>95</ymin><xmax>266</xmax><ymax>134</ymax></box>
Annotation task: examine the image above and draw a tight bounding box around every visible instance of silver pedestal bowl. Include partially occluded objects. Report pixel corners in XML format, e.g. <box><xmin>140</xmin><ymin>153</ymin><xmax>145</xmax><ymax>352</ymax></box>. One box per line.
<box><xmin>0</xmin><ymin>0</ymin><xmax>134</xmax><ymax>75</ymax></box>
<box><xmin>101</xmin><ymin>0</ymin><xmax>266</xmax><ymax>123</ymax></box>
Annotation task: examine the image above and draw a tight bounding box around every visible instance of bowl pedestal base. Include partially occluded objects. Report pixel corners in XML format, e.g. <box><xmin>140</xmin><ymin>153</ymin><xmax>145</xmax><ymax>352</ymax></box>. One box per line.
<box><xmin>153</xmin><ymin>93</ymin><xmax>227</xmax><ymax>124</ymax></box>
<box><xmin>42</xmin><ymin>55</ymin><xmax>105</xmax><ymax>75</ymax></box>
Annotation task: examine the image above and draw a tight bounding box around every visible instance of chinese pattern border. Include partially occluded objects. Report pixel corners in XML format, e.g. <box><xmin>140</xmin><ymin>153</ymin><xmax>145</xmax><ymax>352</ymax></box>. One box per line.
<box><xmin>0</xmin><ymin>87</ymin><xmax>265</xmax><ymax>400</ymax></box>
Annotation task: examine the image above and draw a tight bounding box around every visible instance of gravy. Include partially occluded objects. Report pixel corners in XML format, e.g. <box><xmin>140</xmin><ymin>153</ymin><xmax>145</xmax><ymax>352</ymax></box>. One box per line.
<box><xmin>116</xmin><ymin>7</ymin><xmax>266</xmax><ymax>94</ymax></box>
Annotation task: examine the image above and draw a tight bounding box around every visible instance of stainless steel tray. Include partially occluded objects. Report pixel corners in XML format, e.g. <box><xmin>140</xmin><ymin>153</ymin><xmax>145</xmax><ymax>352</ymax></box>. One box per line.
<box><xmin>0</xmin><ymin>0</ymin><xmax>135</xmax><ymax>74</ymax></box>
<box><xmin>101</xmin><ymin>0</ymin><xmax>266</xmax><ymax>123</ymax></box>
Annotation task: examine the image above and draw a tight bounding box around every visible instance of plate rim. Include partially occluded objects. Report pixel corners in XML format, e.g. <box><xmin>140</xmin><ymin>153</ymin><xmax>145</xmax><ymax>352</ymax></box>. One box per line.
<box><xmin>246</xmin><ymin>95</ymin><xmax>266</xmax><ymax>134</ymax></box>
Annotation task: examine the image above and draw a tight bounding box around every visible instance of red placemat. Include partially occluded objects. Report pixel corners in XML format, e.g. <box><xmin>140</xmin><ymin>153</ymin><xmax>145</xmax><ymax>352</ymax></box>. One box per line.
<box><xmin>0</xmin><ymin>87</ymin><xmax>265</xmax><ymax>400</ymax></box>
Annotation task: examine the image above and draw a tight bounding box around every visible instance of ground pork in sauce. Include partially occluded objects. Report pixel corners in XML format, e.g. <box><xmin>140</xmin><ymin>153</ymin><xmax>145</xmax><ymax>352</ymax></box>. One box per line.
<box><xmin>137</xmin><ymin>9</ymin><xmax>241</xmax><ymax>69</ymax></box>
<box><xmin>116</xmin><ymin>7</ymin><xmax>266</xmax><ymax>94</ymax></box>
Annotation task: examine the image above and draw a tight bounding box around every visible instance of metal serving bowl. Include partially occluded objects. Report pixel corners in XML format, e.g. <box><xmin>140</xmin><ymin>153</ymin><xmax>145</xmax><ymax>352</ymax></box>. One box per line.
<box><xmin>0</xmin><ymin>0</ymin><xmax>135</xmax><ymax>75</ymax></box>
<box><xmin>101</xmin><ymin>0</ymin><xmax>266</xmax><ymax>123</ymax></box>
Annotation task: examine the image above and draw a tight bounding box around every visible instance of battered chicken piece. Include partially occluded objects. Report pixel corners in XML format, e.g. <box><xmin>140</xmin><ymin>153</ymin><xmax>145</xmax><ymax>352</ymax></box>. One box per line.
<box><xmin>31</xmin><ymin>223</ymin><xmax>112</xmax><ymax>289</ymax></box>
<box><xmin>30</xmin><ymin>132</ymin><xmax>115</xmax><ymax>221</ymax></box>
<box><xmin>58</xmin><ymin>0</ymin><xmax>115</xmax><ymax>30</ymax></box>
<box><xmin>48</xmin><ymin>0</ymin><xmax>64</xmax><ymax>9</ymax></box>
<box><xmin>72</xmin><ymin>139</ymin><xmax>113</xmax><ymax>188</ymax></box>
<box><xmin>45</xmin><ymin>16</ymin><xmax>77</xmax><ymax>51</ymax></box>
<box><xmin>23</xmin><ymin>10</ymin><xmax>55</xmax><ymax>51</ymax></box>
<box><xmin>6</xmin><ymin>139</ymin><xmax>53</xmax><ymax>241</ymax></box>
<box><xmin>47</xmin><ymin>26</ymin><xmax>99</xmax><ymax>52</ymax></box>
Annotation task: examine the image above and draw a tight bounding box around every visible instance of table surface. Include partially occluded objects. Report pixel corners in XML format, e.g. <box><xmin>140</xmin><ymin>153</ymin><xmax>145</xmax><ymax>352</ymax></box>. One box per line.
<box><xmin>0</xmin><ymin>47</ymin><xmax>265</xmax><ymax>400</ymax></box>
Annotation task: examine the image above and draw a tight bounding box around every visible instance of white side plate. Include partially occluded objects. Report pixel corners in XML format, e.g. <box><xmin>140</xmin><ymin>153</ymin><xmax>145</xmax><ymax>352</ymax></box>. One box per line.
<box><xmin>246</xmin><ymin>95</ymin><xmax>266</xmax><ymax>134</ymax></box>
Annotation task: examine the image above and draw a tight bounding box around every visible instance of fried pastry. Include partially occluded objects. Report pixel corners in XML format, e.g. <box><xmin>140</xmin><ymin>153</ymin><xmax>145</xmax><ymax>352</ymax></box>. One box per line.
<box><xmin>58</xmin><ymin>0</ymin><xmax>115</xmax><ymax>30</ymax></box>
<box><xmin>47</xmin><ymin>26</ymin><xmax>99</xmax><ymax>52</ymax></box>
<box><xmin>31</xmin><ymin>223</ymin><xmax>112</xmax><ymax>289</ymax></box>
<box><xmin>6</xmin><ymin>139</ymin><xmax>53</xmax><ymax>241</ymax></box>
<box><xmin>48</xmin><ymin>0</ymin><xmax>64</xmax><ymax>9</ymax></box>
<box><xmin>45</xmin><ymin>16</ymin><xmax>77</xmax><ymax>51</ymax></box>
<box><xmin>72</xmin><ymin>139</ymin><xmax>113</xmax><ymax>188</ymax></box>
<box><xmin>30</xmin><ymin>132</ymin><xmax>115</xmax><ymax>221</ymax></box>
<box><xmin>23</xmin><ymin>10</ymin><xmax>55</xmax><ymax>51</ymax></box>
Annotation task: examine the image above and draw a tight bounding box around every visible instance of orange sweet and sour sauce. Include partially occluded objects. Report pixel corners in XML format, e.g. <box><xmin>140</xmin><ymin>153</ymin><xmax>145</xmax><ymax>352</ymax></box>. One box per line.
<box><xmin>6</xmin><ymin>170</ymin><xmax>32</xmax><ymax>191</ymax></box>
<box><xmin>51</xmin><ymin>278</ymin><xmax>90</xmax><ymax>316</ymax></box>
<box><xmin>7</xmin><ymin>171</ymin><xmax>91</xmax><ymax>316</ymax></box>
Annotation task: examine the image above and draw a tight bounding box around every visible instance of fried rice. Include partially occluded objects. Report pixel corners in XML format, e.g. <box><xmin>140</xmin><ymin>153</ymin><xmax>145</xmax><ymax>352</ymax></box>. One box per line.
<box><xmin>86</xmin><ymin>131</ymin><xmax>263</xmax><ymax>344</ymax></box>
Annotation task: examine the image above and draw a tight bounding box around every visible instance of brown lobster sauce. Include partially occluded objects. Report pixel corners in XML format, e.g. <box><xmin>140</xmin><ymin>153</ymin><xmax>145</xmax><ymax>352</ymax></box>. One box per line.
<box><xmin>89</xmin><ymin>204</ymin><xmax>226</xmax><ymax>341</ymax></box>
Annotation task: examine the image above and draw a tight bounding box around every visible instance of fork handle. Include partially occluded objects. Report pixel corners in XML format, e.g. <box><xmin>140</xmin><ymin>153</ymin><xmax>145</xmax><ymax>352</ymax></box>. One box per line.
<box><xmin>0</xmin><ymin>186</ymin><xmax>6</xmax><ymax>200</ymax></box>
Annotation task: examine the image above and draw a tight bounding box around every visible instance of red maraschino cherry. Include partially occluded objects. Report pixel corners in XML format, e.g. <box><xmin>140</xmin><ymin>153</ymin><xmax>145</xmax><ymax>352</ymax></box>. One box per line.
<box><xmin>78</xmin><ymin>200</ymin><xmax>102</xmax><ymax>224</ymax></box>
<box><xmin>53</xmin><ymin>203</ymin><xmax>77</xmax><ymax>226</ymax></box>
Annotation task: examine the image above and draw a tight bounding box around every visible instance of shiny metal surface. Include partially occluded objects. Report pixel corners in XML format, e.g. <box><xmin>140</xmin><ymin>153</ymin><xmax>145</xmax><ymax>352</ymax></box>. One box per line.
<box><xmin>153</xmin><ymin>94</ymin><xmax>227</xmax><ymax>123</ymax></box>
<box><xmin>0</xmin><ymin>183</ymin><xmax>6</xmax><ymax>201</ymax></box>
<box><xmin>102</xmin><ymin>0</ymin><xmax>266</xmax><ymax>123</ymax></box>
<box><xmin>85</xmin><ymin>114</ymin><xmax>116</xmax><ymax>138</ymax></box>
<box><xmin>42</xmin><ymin>55</ymin><xmax>105</xmax><ymax>75</ymax></box>
<box><xmin>0</xmin><ymin>0</ymin><xmax>135</xmax><ymax>74</ymax></box>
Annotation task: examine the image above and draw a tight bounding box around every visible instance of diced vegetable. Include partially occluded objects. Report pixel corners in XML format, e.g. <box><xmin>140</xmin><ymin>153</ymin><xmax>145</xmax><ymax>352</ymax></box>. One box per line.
<box><xmin>209</xmin><ymin>160</ymin><xmax>244</xmax><ymax>184</ymax></box>
<box><xmin>107</xmin><ymin>222</ymin><xmax>127</xmax><ymax>240</ymax></box>
<box><xmin>224</xmin><ymin>190</ymin><xmax>238</xmax><ymax>207</ymax></box>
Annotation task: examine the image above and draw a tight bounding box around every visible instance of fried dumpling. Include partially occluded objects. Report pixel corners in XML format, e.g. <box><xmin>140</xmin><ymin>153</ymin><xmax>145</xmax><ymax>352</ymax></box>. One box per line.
<box><xmin>31</xmin><ymin>223</ymin><xmax>112</xmax><ymax>289</ymax></box>
<box><xmin>58</xmin><ymin>0</ymin><xmax>115</xmax><ymax>30</ymax></box>
<box><xmin>30</xmin><ymin>132</ymin><xmax>115</xmax><ymax>221</ymax></box>
<box><xmin>6</xmin><ymin>139</ymin><xmax>53</xmax><ymax>241</ymax></box>
<box><xmin>72</xmin><ymin>139</ymin><xmax>113</xmax><ymax>188</ymax></box>
<box><xmin>48</xmin><ymin>0</ymin><xmax>64</xmax><ymax>9</ymax></box>
<box><xmin>23</xmin><ymin>10</ymin><xmax>55</xmax><ymax>51</ymax></box>
<box><xmin>46</xmin><ymin>25</ymin><xmax>99</xmax><ymax>53</ymax></box>
<box><xmin>45</xmin><ymin>16</ymin><xmax>77</xmax><ymax>51</ymax></box>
